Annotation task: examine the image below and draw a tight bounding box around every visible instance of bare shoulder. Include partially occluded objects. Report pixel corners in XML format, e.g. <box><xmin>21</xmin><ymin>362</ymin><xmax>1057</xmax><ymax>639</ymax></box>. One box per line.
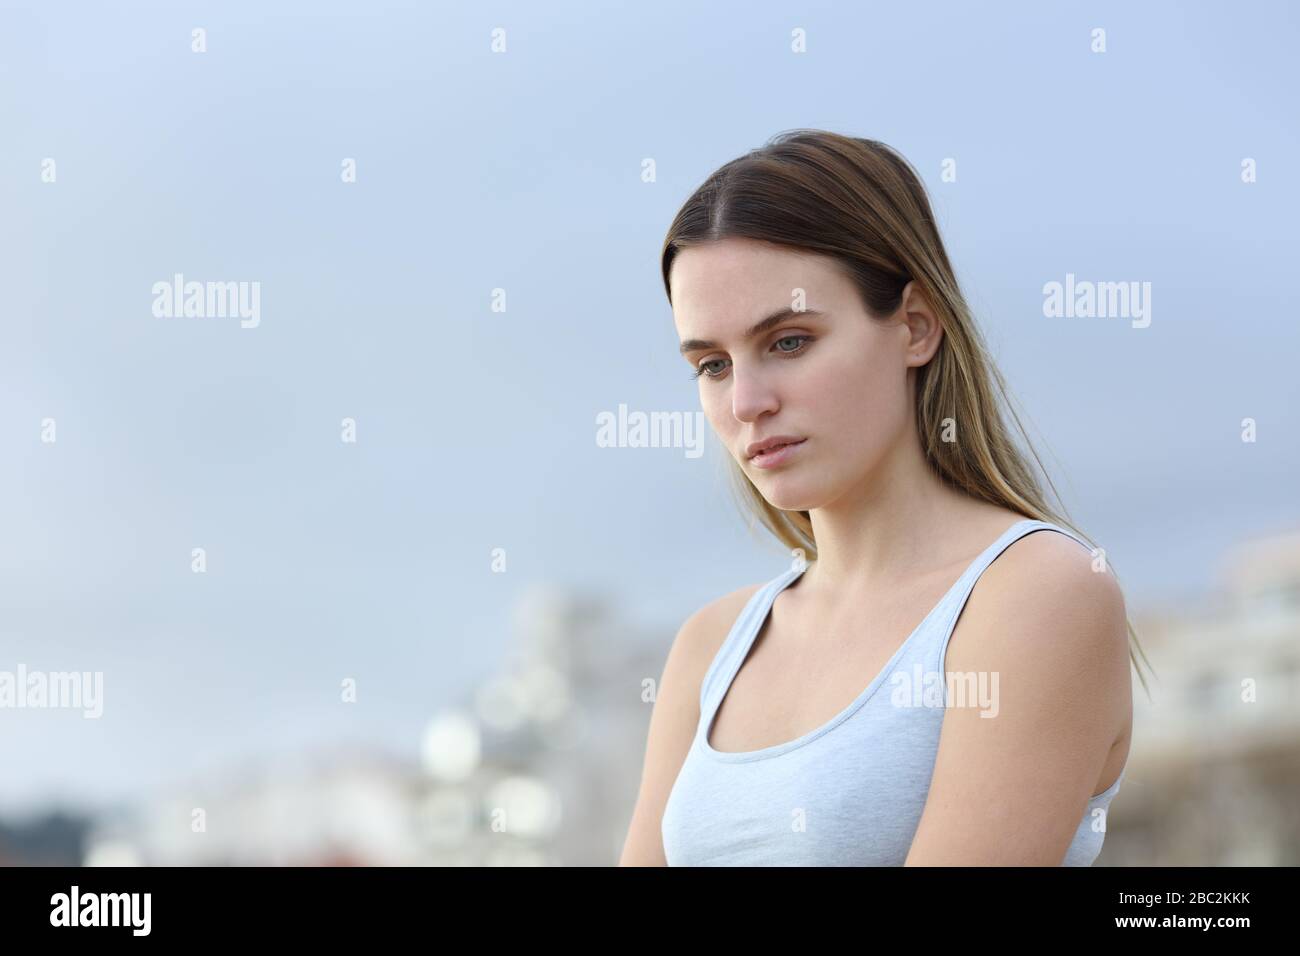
<box><xmin>949</xmin><ymin>524</ymin><xmax>1130</xmax><ymax>689</ymax></box>
<box><xmin>675</xmin><ymin>581</ymin><xmax>767</xmax><ymax>671</ymax></box>
<box><xmin>658</xmin><ymin>579</ymin><xmax>768</xmax><ymax>734</ymax></box>
<box><xmin>981</xmin><ymin>527</ymin><xmax>1126</xmax><ymax>634</ymax></box>
<box><xmin>616</xmin><ymin>579</ymin><xmax>764</xmax><ymax>865</ymax></box>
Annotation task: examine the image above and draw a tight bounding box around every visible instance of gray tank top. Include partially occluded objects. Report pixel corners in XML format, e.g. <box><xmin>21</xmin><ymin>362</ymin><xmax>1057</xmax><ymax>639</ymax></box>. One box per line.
<box><xmin>662</xmin><ymin>518</ymin><xmax>1126</xmax><ymax>866</ymax></box>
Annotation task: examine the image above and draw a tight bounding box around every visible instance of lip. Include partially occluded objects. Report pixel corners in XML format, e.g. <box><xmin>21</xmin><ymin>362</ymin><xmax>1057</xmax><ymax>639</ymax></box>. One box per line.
<box><xmin>746</xmin><ymin>435</ymin><xmax>806</xmax><ymax>460</ymax></box>
<box><xmin>748</xmin><ymin>438</ymin><xmax>806</xmax><ymax>469</ymax></box>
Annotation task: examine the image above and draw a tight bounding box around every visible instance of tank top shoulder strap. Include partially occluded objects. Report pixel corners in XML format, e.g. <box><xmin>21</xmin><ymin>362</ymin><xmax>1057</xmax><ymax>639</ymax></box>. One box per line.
<box><xmin>947</xmin><ymin>518</ymin><xmax>1094</xmax><ymax>606</ymax></box>
<box><xmin>696</xmin><ymin>564</ymin><xmax>805</xmax><ymax>713</ymax></box>
<box><xmin>931</xmin><ymin>517</ymin><xmax>1099</xmax><ymax>658</ymax></box>
<box><xmin>995</xmin><ymin>518</ymin><xmax>1096</xmax><ymax>564</ymax></box>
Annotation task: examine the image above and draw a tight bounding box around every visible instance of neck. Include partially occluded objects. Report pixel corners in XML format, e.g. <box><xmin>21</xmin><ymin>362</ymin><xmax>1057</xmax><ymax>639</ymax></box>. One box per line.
<box><xmin>801</xmin><ymin>432</ymin><xmax>1006</xmax><ymax>598</ymax></box>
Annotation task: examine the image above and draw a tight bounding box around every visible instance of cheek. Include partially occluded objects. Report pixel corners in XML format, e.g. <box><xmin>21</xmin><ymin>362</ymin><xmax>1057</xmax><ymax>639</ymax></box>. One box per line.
<box><xmin>814</xmin><ymin>344</ymin><xmax>909</xmax><ymax>436</ymax></box>
<box><xmin>698</xmin><ymin>386</ymin><xmax>734</xmax><ymax>434</ymax></box>
<box><xmin>815</xmin><ymin>343</ymin><xmax>893</xmax><ymax>407</ymax></box>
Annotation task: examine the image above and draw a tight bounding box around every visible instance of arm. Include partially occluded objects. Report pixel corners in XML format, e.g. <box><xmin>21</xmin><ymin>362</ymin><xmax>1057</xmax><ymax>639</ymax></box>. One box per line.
<box><xmin>617</xmin><ymin>585</ymin><xmax>759</xmax><ymax>866</ymax></box>
<box><xmin>904</xmin><ymin>531</ymin><xmax>1131</xmax><ymax>866</ymax></box>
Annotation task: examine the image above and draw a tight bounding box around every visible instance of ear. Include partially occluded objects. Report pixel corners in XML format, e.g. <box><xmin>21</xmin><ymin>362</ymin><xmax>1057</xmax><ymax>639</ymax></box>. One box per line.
<box><xmin>899</xmin><ymin>280</ymin><xmax>943</xmax><ymax>367</ymax></box>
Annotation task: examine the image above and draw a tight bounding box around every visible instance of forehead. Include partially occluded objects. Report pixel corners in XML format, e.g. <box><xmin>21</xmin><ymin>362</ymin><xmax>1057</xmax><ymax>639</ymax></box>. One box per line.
<box><xmin>670</xmin><ymin>238</ymin><xmax>850</xmax><ymax>329</ymax></box>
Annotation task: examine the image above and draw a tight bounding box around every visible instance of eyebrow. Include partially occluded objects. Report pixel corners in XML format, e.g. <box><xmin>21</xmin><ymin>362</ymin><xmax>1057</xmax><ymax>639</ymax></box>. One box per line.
<box><xmin>678</xmin><ymin>307</ymin><xmax>826</xmax><ymax>356</ymax></box>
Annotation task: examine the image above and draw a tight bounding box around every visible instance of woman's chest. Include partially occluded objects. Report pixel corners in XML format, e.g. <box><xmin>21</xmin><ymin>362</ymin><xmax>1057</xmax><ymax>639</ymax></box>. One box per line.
<box><xmin>665</xmin><ymin>710</ymin><xmax>945</xmax><ymax>865</ymax></box>
<box><xmin>707</xmin><ymin>583</ymin><xmax>955</xmax><ymax>754</ymax></box>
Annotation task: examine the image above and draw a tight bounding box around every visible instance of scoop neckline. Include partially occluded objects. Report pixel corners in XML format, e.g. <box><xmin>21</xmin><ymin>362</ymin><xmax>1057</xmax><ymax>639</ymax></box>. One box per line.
<box><xmin>697</xmin><ymin>517</ymin><xmax>1047</xmax><ymax>764</ymax></box>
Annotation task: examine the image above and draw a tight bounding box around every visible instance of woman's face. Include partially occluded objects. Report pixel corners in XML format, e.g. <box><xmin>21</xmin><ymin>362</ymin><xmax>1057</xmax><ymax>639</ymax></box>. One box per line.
<box><xmin>670</xmin><ymin>237</ymin><xmax>934</xmax><ymax>513</ymax></box>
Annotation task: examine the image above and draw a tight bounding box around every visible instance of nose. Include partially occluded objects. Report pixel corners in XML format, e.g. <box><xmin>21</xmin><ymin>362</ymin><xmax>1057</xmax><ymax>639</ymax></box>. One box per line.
<box><xmin>730</xmin><ymin>364</ymin><xmax>780</xmax><ymax>424</ymax></box>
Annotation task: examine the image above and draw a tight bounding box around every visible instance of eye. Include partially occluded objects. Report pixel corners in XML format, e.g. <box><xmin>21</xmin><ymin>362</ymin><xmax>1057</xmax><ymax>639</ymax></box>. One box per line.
<box><xmin>690</xmin><ymin>335</ymin><xmax>813</xmax><ymax>381</ymax></box>
<box><xmin>691</xmin><ymin>357</ymin><xmax>729</xmax><ymax>380</ymax></box>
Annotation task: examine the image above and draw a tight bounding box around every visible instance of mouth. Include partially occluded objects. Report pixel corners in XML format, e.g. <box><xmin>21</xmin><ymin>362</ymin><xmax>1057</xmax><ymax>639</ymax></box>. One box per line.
<box><xmin>749</xmin><ymin>438</ymin><xmax>807</xmax><ymax>468</ymax></box>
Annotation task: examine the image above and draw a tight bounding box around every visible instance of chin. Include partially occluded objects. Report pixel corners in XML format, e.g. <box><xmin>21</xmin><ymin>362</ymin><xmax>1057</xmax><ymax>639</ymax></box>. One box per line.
<box><xmin>753</xmin><ymin>478</ymin><xmax>822</xmax><ymax>513</ymax></box>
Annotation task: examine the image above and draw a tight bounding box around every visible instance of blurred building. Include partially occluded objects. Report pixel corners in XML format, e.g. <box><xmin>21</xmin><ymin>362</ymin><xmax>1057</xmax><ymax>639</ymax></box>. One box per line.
<box><xmin>67</xmin><ymin>581</ymin><xmax>663</xmax><ymax>867</ymax></box>
<box><xmin>1101</xmin><ymin>527</ymin><xmax>1300</xmax><ymax>865</ymax></box>
<box><xmin>0</xmin><ymin>810</ymin><xmax>91</xmax><ymax>866</ymax></box>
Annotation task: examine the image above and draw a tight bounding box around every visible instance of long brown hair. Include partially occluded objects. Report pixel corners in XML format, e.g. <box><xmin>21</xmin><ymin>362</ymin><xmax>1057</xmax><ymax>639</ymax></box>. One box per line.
<box><xmin>660</xmin><ymin>129</ymin><xmax>1154</xmax><ymax>696</ymax></box>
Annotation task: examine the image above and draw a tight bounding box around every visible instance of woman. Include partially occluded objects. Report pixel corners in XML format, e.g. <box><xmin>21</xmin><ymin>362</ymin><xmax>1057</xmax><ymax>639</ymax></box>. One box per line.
<box><xmin>618</xmin><ymin>130</ymin><xmax>1153</xmax><ymax>866</ymax></box>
